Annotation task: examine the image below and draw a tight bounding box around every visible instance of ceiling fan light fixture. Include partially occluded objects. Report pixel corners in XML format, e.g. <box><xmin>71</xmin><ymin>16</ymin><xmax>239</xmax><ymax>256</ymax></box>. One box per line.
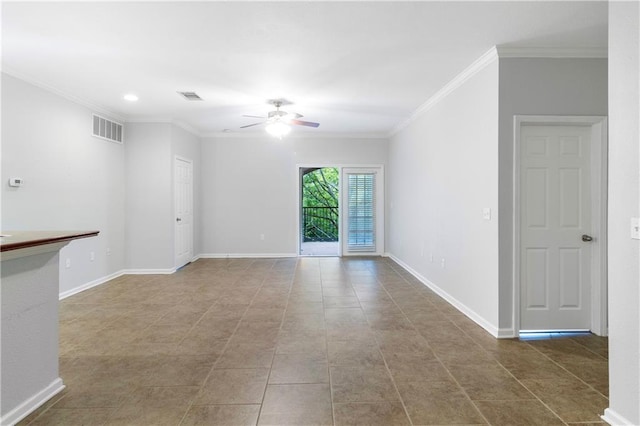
<box><xmin>265</xmin><ymin>121</ymin><xmax>291</xmax><ymax>139</ymax></box>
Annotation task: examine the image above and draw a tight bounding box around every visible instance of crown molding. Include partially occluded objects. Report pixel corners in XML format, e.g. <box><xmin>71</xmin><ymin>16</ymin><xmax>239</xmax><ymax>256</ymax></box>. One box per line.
<box><xmin>124</xmin><ymin>118</ymin><xmax>202</xmax><ymax>137</ymax></box>
<box><xmin>496</xmin><ymin>46</ymin><xmax>607</xmax><ymax>59</ymax></box>
<box><xmin>201</xmin><ymin>131</ymin><xmax>389</xmax><ymax>140</ymax></box>
<box><xmin>2</xmin><ymin>68</ymin><xmax>126</xmax><ymax>122</ymax></box>
<box><xmin>388</xmin><ymin>44</ymin><xmax>608</xmax><ymax>138</ymax></box>
<box><xmin>389</xmin><ymin>46</ymin><xmax>499</xmax><ymax>137</ymax></box>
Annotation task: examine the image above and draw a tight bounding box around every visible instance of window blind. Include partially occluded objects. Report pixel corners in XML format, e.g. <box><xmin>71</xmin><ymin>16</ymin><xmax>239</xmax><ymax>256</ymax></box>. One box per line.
<box><xmin>347</xmin><ymin>173</ymin><xmax>376</xmax><ymax>252</ymax></box>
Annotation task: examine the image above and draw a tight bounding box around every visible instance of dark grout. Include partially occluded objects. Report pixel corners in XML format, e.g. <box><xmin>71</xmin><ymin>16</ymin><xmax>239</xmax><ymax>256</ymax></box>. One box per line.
<box><xmin>19</xmin><ymin>256</ymin><xmax>608</xmax><ymax>426</ymax></box>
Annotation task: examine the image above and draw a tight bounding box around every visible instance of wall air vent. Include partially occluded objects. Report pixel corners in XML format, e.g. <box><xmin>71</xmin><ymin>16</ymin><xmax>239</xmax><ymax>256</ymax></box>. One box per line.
<box><xmin>178</xmin><ymin>91</ymin><xmax>203</xmax><ymax>101</ymax></box>
<box><xmin>92</xmin><ymin>114</ymin><xmax>123</xmax><ymax>144</ymax></box>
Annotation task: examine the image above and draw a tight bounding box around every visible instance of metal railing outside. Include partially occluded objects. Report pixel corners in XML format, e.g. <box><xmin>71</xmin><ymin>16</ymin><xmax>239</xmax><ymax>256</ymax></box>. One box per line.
<box><xmin>302</xmin><ymin>206</ymin><xmax>339</xmax><ymax>242</ymax></box>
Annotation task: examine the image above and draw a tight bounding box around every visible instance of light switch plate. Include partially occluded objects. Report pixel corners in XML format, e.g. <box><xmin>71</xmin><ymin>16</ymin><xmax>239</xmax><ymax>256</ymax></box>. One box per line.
<box><xmin>631</xmin><ymin>217</ymin><xmax>640</xmax><ymax>240</ymax></box>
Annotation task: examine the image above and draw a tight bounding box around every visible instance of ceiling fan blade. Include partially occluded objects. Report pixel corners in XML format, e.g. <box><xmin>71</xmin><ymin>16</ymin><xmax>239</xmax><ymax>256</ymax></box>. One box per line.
<box><xmin>291</xmin><ymin>119</ymin><xmax>320</xmax><ymax>128</ymax></box>
<box><xmin>242</xmin><ymin>115</ymin><xmax>266</xmax><ymax>119</ymax></box>
<box><xmin>240</xmin><ymin>122</ymin><xmax>264</xmax><ymax>129</ymax></box>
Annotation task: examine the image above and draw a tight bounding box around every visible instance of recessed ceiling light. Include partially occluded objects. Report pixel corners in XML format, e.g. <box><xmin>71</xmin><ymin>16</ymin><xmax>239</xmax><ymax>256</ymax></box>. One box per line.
<box><xmin>123</xmin><ymin>94</ymin><xmax>138</xmax><ymax>102</ymax></box>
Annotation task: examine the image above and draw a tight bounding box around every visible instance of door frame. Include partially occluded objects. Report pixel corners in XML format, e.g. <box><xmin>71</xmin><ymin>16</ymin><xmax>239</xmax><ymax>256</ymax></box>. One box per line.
<box><xmin>513</xmin><ymin>115</ymin><xmax>608</xmax><ymax>336</ymax></box>
<box><xmin>296</xmin><ymin>165</ymin><xmax>341</xmax><ymax>257</ymax></box>
<box><xmin>174</xmin><ymin>155</ymin><xmax>194</xmax><ymax>269</ymax></box>
<box><xmin>295</xmin><ymin>164</ymin><xmax>385</xmax><ymax>257</ymax></box>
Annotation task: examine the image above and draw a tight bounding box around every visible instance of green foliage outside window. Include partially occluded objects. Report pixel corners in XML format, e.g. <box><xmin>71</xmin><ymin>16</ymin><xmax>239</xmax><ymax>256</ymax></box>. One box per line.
<box><xmin>302</xmin><ymin>168</ymin><xmax>339</xmax><ymax>242</ymax></box>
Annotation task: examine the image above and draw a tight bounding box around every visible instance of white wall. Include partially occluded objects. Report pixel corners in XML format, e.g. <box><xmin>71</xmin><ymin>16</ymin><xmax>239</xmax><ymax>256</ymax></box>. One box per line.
<box><xmin>172</xmin><ymin>125</ymin><xmax>202</xmax><ymax>258</ymax></box>
<box><xmin>604</xmin><ymin>2</ymin><xmax>640</xmax><ymax>425</ymax></box>
<box><xmin>497</xmin><ymin>58</ymin><xmax>608</xmax><ymax>331</ymax></box>
<box><xmin>125</xmin><ymin>122</ymin><xmax>201</xmax><ymax>271</ymax></box>
<box><xmin>125</xmin><ymin>123</ymin><xmax>173</xmax><ymax>270</ymax></box>
<box><xmin>388</xmin><ymin>58</ymin><xmax>501</xmax><ymax>334</ymax></box>
<box><xmin>1</xmin><ymin>74</ymin><xmax>126</xmax><ymax>294</ymax></box>
<box><xmin>200</xmin><ymin>136</ymin><xmax>388</xmax><ymax>256</ymax></box>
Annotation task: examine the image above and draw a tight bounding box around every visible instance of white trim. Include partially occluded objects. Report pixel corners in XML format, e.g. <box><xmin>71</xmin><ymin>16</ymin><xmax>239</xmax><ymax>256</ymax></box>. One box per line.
<box><xmin>174</xmin><ymin>155</ymin><xmax>194</xmax><ymax>270</ymax></box>
<box><xmin>201</xmin><ymin>132</ymin><xmax>389</xmax><ymax>140</ymax></box>
<box><xmin>296</xmin><ymin>165</ymin><xmax>343</xmax><ymax>258</ymax></box>
<box><xmin>496</xmin><ymin>46</ymin><xmax>608</xmax><ymax>59</ymax></box>
<box><xmin>389</xmin><ymin>46</ymin><xmax>499</xmax><ymax>136</ymax></box>
<box><xmin>389</xmin><ymin>253</ymin><xmax>502</xmax><ymax>338</ymax></box>
<box><xmin>388</xmin><ymin>45</ymin><xmax>607</xmax><ymax>138</ymax></box>
<box><xmin>513</xmin><ymin>115</ymin><xmax>608</xmax><ymax>337</ymax></box>
<box><xmin>198</xmin><ymin>253</ymin><xmax>298</xmax><ymax>259</ymax></box>
<box><xmin>123</xmin><ymin>268</ymin><xmax>177</xmax><ymax>275</ymax></box>
<box><xmin>59</xmin><ymin>270</ymin><xmax>125</xmax><ymax>300</ymax></box>
<box><xmin>0</xmin><ymin>378</ymin><xmax>65</xmax><ymax>426</ymax></box>
<box><xmin>171</xmin><ymin>120</ymin><xmax>201</xmax><ymax>137</ymax></box>
<box><xmin>126</xmin><ymin>118</ymin><xmax>201</xmax><ymax>137</ymax></box>
<box><xmin>2</xmin><ymin>68</ymin><xmax>125</xmax><ymax>123</ymax></box>
<box><xmin>602</xmin><ymin>408</ymin><xmax>635</xmax><ymax>426</ymax></box>
<box><xmin>497</xmin><ymin>328</ymin><xmax>517</xmax><ymax>338</ymax></box>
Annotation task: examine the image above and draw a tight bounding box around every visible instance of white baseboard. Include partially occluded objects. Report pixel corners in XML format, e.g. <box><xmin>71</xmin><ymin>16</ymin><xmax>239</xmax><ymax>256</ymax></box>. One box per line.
<box><xmin>123</xmin><ymin>268</ymin><xmax>176</xmax><ymax>275</ymax></box>
<box><xmin>198</xmin><ymin>253</ymin><xmax>298</xmax><ymax>259</ymax></box>
<box><xmin>59</xmin><ymin>270</ymin><xmax>125</xmax><ymax>300</ymax></box>
<box><xmin>602</xmin><ymin>408</ymin><xmax>636</xmax><ymax>425</ymax></box>
<box><xmin>1</xmin><ymin>378</ymin><xmax>64</xmax><ymax>426</ymax></box>
<box><xmin>497</xmin><ymin>328</ymin><xmax>516</xmax><ymax>338</ymax></box>
<box><xmin>388</xmin><ymin>253</ymin><xmax>502</xmax><ymax>338</ymax></box>
<box><xmin>59</xmin><ymin>267</ymin><xmax>179</xmax><ymax>300</ymax></box>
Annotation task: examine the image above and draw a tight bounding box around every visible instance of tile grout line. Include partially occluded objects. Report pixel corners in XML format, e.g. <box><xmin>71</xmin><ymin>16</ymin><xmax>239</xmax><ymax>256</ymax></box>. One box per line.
<box><xmin>366</xmin><ymin>263</ymin><xmax>416</xmax><ymax>426</ymax></box>
<box><xmin>379</xmin><ymin>258</ymin><xmax>491</xmax><ymax>426</ymax></box>
<box><xmin>177</xmin><ymin>258</ymin><xmax>267</xmax><ymax>426</ymax></box>
<box><xmin>252</xmin><ymin>259</ymin><xmax>287</xmax><ymax>426</ymax></box>
<box><xmin>320</xmin><ymin>258</ymin><xmax>337</xmax><ymax>426</ymax></box>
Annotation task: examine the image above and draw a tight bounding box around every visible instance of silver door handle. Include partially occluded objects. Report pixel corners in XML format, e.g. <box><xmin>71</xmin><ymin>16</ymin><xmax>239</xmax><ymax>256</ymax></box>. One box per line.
<box><xmin>176</xmin><ymin>218</ymin><xmax>182</xmax><ymax>222</ymax></box>
<box><xmin>582</xmin><ymin>234</ymin><xmax>593</xmax><ymax>242</ymax></box>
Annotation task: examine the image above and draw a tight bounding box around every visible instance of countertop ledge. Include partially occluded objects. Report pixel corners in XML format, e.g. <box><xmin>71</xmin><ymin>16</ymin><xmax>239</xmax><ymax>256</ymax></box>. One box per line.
<box><xmin>0</xmin><ymin>231</ymin><xmax>100</xmax><ymax>252</ymax></box>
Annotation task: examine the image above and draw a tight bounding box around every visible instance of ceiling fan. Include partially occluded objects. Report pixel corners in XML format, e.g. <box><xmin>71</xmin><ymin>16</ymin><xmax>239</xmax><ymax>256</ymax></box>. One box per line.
<box><xmin>241</xmin><ymin>99</ymin><xmax>319</xmax><ymax>138</ymax></box>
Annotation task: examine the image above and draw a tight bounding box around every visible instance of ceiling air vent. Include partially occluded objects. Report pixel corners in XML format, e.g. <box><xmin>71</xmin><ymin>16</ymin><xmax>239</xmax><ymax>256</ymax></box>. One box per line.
<box><xmin>177</xmin><ymin>91</ymin><xmax>203</xmax><ymax>101</ymax></box>
<box><xmin>92</xmin><ymin>114</ymin><xmax>123</xmax><ymax>144</ymax></box>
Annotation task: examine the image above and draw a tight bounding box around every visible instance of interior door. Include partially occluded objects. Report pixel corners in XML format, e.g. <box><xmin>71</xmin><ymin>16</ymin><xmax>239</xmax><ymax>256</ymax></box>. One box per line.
<box><xmin>341</xmin><ymin>167</ymin><xmax>384</xmax><ymax>256</ymax></box>
<box><xmin>520</xmin><ymin>124</ymin><xmax>592</xmax><ymax>331</ymax></box>
<box><xmin>175</xmin><ymin>157</ymin><xmax>193</xmax><ymax>269</ymax></box>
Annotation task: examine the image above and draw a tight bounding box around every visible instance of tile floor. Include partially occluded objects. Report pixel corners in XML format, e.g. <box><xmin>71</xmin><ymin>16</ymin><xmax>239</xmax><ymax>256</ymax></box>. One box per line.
<box><xmin>19</xmin><ymin>257</ymin><xmax>609</xmax><ymax>425</ymax></box>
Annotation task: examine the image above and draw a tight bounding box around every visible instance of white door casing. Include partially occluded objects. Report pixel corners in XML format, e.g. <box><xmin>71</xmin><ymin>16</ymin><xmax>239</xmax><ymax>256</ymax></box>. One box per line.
<box><xmin>514</xmin><ymin>116</ymin><xmax>607</xmax><ymax>336</ymax></box>
<box><xmin>174</xmin><ymin>156</ymin><xmax>193</xmax><ymax>269</ymax></box>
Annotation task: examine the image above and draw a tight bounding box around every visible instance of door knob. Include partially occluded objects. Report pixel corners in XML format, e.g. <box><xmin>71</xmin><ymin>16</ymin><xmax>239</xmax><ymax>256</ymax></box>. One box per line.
<box><xmin>582</xmin><ymin>234</ymin><xmax>593</xmax><ymax>242</ymax></box>
<box><xmin>176</xmin><ymin>218</ymin><xmax>182</xmax><ymax>222</ymax></box>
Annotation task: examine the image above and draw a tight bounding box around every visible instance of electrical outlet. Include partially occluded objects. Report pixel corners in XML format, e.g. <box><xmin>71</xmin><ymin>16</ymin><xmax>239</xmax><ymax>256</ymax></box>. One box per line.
<box><xmin>260</xmin><ymin>234</ymin><xmax>265</xmax><ymax>241</ymax></box>
<box><xmin>482</xmin><ymin>208</ymin><xmax>491</xmax><ymax>221</ymax></box>
<box><xmin>106</xmin><ymin>247</ymin><xmax>111</xmax><ymax>256</ymax></box>
<box><xmin>90</xmin><ymin>251</ymin><xmax>95</xmax><ymax>261</ymax></box>
<box><xmin>65</xmin><ymin>258</ymin><xmax>71</xmax><ymax>268</ymax></box>
<box><xmin>430</xmin><ymin>253</ymin><xmax>434</xmax><ymax>262</ymax></box>
<box><xmin>632</xmin><ymin>218</ymin><xmax>640</xmax><ymax>240</ymax></box>
<box><xmin>441</xmin><ymin>258</ymin><xmax>445</xmax><ymax>268</ymax></box>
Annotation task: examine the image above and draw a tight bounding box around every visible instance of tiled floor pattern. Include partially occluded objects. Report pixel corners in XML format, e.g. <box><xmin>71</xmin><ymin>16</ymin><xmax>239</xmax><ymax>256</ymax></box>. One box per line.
<box><xmin>20</xmin><ymin>257</ymin><xmax>608</xmax><ymax>425</ymax></box>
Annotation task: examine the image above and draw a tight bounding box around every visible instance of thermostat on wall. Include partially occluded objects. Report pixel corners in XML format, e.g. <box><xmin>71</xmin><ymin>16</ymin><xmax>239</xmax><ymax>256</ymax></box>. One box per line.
<box><xmin>8</xmin><ymin>177</ymin><xmax>24</xmax><ymax>187</ymax></box>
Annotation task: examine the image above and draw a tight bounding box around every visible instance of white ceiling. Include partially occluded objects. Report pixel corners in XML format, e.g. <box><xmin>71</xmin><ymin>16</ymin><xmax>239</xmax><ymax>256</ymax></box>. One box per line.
<box><xmin>2</xmin><ymin>1</ymin><xmax>607</xmax><ymax>137</ymax></box>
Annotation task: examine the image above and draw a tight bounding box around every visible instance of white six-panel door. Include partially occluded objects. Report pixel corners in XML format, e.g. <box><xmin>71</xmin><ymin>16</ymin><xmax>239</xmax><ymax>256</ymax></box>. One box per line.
<box><xmin>175</xmin><ymin>157</ymin><xmax>193</xmax><ymax>269</ymax></box>
<box><xmin>520</xmin><ymin>125</ymin><xmax>592</xmax><ymax>331</ymax></box>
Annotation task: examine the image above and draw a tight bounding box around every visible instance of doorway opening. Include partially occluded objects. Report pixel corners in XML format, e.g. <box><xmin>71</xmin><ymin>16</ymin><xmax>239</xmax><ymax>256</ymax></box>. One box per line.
<box><xmin>299</xmin><ymin>167</ymin><xmax>340</xmax><ymax>256</ymax></box>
